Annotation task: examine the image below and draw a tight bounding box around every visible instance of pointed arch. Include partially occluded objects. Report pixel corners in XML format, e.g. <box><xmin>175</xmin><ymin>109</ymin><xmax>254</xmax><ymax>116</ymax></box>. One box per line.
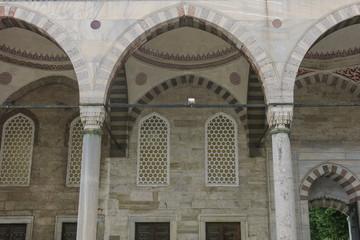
<box><xmin>284</xmin><ymin>3</ymin><xmax>360</xmax><ymax>100</ymax></box>
<box><xmin>295</xmin><ymin>72</ymin><xmax>360</xmax><ymax>97</ymax></box>
<box><xmin>137</xmin><ymin>112</ymin><xmax>170</xmax><ymax>186</ymax></box>
<box><xmin>0</xmin><ymin>4</ymin><xmax>91</xmax><ymax>103</ymax></box>
<box><xmin>109</xmin><ymin>74</ymin><xmax>252</xmax><ymax>158</ymax></box>
<box><xmin>205</xmin><ymin>112</ymin><xmax>239</xmax><ymax>186</ymax></box>
<box><xmin>300</xmin><ymin>163</ymin><xmax>360</xmax><ymax>203</ymax></box>
<box><xmin>0</xmin><ymin>112</ymin><xmax>35</xmax><ymax>186</ymax></box>
<box><xmin>309</xmin><ymin>198</ymin><xmax>350</xmax><ymax>216</ymax></box>
<box><xmin>95</xmin><ymin>3</ymin><xmax>278</xmax><ymax>105</ymax></box>
<box><xmin>127</xmin><ymin>74</ymin><xmax>248</xmax><ymax>135</ymax></box>
<box><xmin>66</xmin><ymin>116</ymin><xmax>83</xmax><ymax>187</ymax></box>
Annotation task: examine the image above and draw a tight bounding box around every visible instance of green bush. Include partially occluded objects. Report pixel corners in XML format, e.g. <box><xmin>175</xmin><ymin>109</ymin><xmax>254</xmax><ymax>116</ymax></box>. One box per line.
<box><xmin>310</xmin><ymin>207</ymin><xmax>349</xmax><ymax>240</ymax></box>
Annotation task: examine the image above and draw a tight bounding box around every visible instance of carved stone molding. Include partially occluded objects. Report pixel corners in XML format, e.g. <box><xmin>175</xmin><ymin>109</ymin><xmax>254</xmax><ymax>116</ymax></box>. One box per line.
<box><xmin>266</xmin><ymin>105</ymin><xmax>293</xmax><ymax>131</ymax></box>
<box><xmin>334</xmin><ymin>66</ymin><xmax>360</xmax><ymax>83</ymax></box>
<box><xmin>305</xmin><ymin>47</ymin><xmax>360</xmax><ymax>60</ymax></box>
<box><xmin>0</xmin><ymin>44</ymin><xmax>69</xmax><ymax>62</ymax></box>
<box><xmin>296</xmin><ymin>68</ymin><xmax>314</xmax><ymax>77</ymax></box>
<box><xmin>80</xmin><ymin>105</ymin><xmax>106</xmax><ymax>131</ymax></box>
<box><xmin>138</xmin><ymin>46</ymin><xmax>237</xmax><ymax>62</ymax></box>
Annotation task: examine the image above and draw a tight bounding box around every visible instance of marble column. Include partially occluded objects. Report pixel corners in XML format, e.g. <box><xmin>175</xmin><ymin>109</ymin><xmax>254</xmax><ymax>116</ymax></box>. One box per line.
<box><xmin>267</xmin><ymin>105</ymin><xmax>297</xmax><ymax>240</ymax></box>
<box><xmin>77</xmin><ymin>106</ymin><xmax>106</xmax><ymax>240</ymax></box>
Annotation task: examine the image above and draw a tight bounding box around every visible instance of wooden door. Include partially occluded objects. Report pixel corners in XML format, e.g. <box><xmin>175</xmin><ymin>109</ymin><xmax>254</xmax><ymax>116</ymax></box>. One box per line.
<box><xmin>206</xmin><ymin>222</ymin><xmax>241</xmax><ymax>240</ymax></box>
<box><xmin>62</xmin><ymin>223</ymin><xmax>77</xmax><ymax>240</ymax></box>
<box><xmin>0</xmin><ymin>224</ymin><xmax>26</xmax><ymax>240</ymax></box>
<box><xmin>135</xmin><ymin>223</ymin><xmax>170</xmax><ymax>240</ymax></box>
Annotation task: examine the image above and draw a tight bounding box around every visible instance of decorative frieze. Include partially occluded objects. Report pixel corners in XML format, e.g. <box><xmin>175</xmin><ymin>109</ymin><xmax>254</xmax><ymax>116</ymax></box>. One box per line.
<box><xmin>296</xmin><ymin>68</ymin><xmax>314</xmax><ymax>77</ymax></box>
<box><xmin>132</xmin><ymin>51</ymin><xmax>242</xmax><ymax>70</ymax></box>
<box><xmin>0</xmin><ymin>52</ymin><xmax>73</xmax><ymax>70</ymax></box>
<box><xmin>334</xmin><ymin>66</ymin><xmax>360</xmax><ymax>83</ymax></box>
<box><xmin>305</xmin><ymin>47</ymin><xmax>360</xmax><ymax>60</ymax></box>
<box><xmin>138</xmin><ymin>46</ymin><xmax>237</xmax><ymax>62</ymax></box>
<box><xmin>0</xmin><ymin>43</ymin><xmax>69</xmax><ymax>61</ymax></box>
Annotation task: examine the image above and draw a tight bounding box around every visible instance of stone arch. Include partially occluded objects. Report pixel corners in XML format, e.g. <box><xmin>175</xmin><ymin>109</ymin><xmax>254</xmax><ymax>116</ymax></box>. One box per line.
<box><xmin>95</xmin><ymin>3</ymin><xmax>278</xmax><ymax>105</ymax></box>
<box><xmin>295</xmin><ymin>72</ymin><xmax>360</xmax><ymax>97</ymax></box>
<box><xmin>127</xmin><ymin>74</ymin><xmax>248</xmax><ymax>138</ymax></box>
<box><xmin>0</xmin><ymin>109</ymin><xmax>39</xmax><ymax>145</ymax></box>
<box><xmin>284</xmin><ymin>3</ymin><xmax>360</xmax><ymax>99</ymax></box>
<box><xmin>109</xmin><ymin>74</ymin><xmax>251</xmax><ymax>157</ymax></box>
<box><xmin>300</xmin><ymin>163</ymin><xmax>360</xmax><ymax>203</ymax></box>
<box><xmin>309</xmin><ymin>198</ymin><xmax>350</xmax><ymax>215</ymax></box>
<box><xmin>5</xmin><ymin>75</ymin><xmax>78</xmax><ymax>104</ymax></box>
<box><xmin>0</xmin><ymin>4</ymin><xmax>91</xmax><ymax>103</ymax></box>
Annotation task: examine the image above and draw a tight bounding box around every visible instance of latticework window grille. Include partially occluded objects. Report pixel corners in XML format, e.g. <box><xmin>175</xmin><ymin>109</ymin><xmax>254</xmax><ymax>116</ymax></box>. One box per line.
<box><xmin>137</xmin><ymin>113</ymin><xmax>170</xmax><ymax>186</ymax></box>
<box><xmin>0</xmin><ymin>113</ymin><xmax>35</xmax><ymax>186</ymax></box>
<box><xmin>205</xmin><ymin>113</ymin><xmax>239</xmax><ymax>186</ymax></box>
<box><xmin>66</xmin><ymin>117</ymin><xmax>83</xmax><ymax>187</ymax></box>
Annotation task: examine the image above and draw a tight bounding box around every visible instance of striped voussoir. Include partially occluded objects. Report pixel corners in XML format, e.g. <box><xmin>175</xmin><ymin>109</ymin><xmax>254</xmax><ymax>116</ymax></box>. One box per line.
<box><xmin>247</xmin><ymin>68</ymin><xmax>266</xmax><ymax>157</ymax></box>
<box><xmin>96</xmin><ymin>3</ymin><xmax>277</xmax><ymax>108</ymax></box>
<box><xmin>300</xmin><ymin>163</ymin><xmax>360</xmax><ymax>203</ymax></box>
<box><xmin>308</xmin><ymin>198</ymin><xmax>350</xmax><ymax>215</ymax></box>
<box><xmin>295</xmin><ymin>73</ymin><xmax>360</xmax><ymax>97</ymax></box>
<box><xmin>0</xmin><ymin>4</ymin><xmax>91</xmax><ymax>103</ymax></box>
<box><xmin>126</xmin><ymin>74</ymin><xmax>249</xmax><ymax>146</ymax></box>
<box><xmin>109</xmin><ymin>66</ymin><xmax>128</xmax><ymax>157</ymax></box>
<box><xmin>284</xmin><ymin>3</ymin><xmax>360</xmax><ymax>93</ymax></box>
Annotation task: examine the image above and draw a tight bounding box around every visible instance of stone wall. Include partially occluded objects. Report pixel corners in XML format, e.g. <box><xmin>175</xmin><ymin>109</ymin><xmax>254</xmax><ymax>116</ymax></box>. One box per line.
<box><xmin>291</xmin><ymin>82</ymin><xmax>360</xmax><ymax>239</ymax></box>
<box><xmin>0</xmin><ymin>77</ymin><xmax>80</xmax><ymax>240</ymax></box>
<box><xmin>103</xmin><ymin>85</ymin><xmax>269</xmax><ymax>240</ymax></box>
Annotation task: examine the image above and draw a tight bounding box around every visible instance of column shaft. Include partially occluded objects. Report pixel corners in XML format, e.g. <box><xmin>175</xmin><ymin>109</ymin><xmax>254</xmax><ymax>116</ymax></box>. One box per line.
<box><xmin>272</xmin><ymin>131</ymin><xmax>297</xmax><ymax>240</ymax></box>
<box><xmin>76</xmin><ymin>131</ymin><xmax>102</xmax><ymax>240</ymax></box>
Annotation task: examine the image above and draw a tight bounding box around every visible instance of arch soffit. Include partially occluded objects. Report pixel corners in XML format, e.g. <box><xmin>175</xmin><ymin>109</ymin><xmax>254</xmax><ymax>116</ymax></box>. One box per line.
<box><xmin>309</xmin><ymin>198</ymin><xmax>350</xmax><ymax>215</ymax></box>
<box><xmin>0</xmin><ymin>4</ymin><xmax>90</xmax><ymax>102</ymax></box>
<box><xmin>295</xmin><ymin>72</ymin><xmax>360</xmax><ymax>97</ymax></box>
<box><xmin>284</xmin><ymin>3</ymin><xmax>360</xmax><ymax>98</ymax></box>
<box><xmin>6</xmin><ymin>75</ymin><xmax>78</xmax><ymax>103</ymax></box>
<box><xmin>127</xmin><ymin>74</ymin><xmax>249</xmax><ymax>139</ymax></box>
<box><xmin>300</xmin><ymin>163</ymin><xmax>360</xmax><ymax>203</ymax></box>
<box><xmin>95</xmin><ymin>3</ymin><xmax>278</xmax><ymax>105</ymax></box>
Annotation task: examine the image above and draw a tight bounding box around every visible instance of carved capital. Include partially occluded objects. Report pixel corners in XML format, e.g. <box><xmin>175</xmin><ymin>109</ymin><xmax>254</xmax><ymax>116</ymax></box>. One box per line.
<box><xmin>267</xmin><ymin>105</ymin><xmax>293</xmax><ymax>132</ymax></box>
<box><xmin>80</xmin><ymin>105</ymin><xmax>106</xmax><ymax>130</ymax></box>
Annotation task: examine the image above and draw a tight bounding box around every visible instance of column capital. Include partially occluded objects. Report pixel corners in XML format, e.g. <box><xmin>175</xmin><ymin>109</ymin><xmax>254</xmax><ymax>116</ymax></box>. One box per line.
<box><xmin>80</xmin><ymin>105</ymin><xmax>106</xmax><ymax>130</ymax></box>
<box><xmin>266</xmin><ymin>105</ymin><xmax>293</xmax><ymax>133</ymax></box>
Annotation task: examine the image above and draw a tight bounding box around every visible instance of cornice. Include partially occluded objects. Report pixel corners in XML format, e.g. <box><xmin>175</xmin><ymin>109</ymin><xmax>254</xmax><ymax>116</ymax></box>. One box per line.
<box><xmin>138</xmin><ymin>46</ymin><xmax>237</xmax><ymax>62</ymax></box>
<box><xmin>0</xmin><ymin>44</ymin><xmax>69</xmax><ymax>62</ymax></box>
<box><xmin>132</xmin><ymin>51</ymin><xmax>242</xmax><ymax>70</ymax></box>
<box><xmin>305</xmin><ymin>47</ymin><xmax>360</xmax><ymax>60</ymax></box>
<box><xmin>0</xmin><ymin>52</ymin><xmax>73</xmax><ymax>71</ymax></box>
<box><xmin>0</xmin><ymin>44</ymin><xmax>70</xmax><ymax>62</ymax></box>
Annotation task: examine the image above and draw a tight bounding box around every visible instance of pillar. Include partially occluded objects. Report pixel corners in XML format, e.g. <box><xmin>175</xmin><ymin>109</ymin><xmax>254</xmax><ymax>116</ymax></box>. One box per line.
<box><xmin>267</xmin><ymin>105</ymin><xmax>297</xmax><ymax>240</ymax></box>
<box><xmin>77</xmin><ymin>106</ymin><xmax>106</xmax><ymax>240</ymax></box>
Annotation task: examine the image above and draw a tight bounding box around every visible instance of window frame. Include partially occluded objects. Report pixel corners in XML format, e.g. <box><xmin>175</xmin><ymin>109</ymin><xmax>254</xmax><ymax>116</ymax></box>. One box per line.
<box><xmin>129</xmin><ymin>216</ymin><xmax>177</xmax><ymax>240</ymax></box>
<box><xmin>198</xmin><ymin>215</ymin><xmax>247</xmax><ymax>240</ymax></box>
<box><xmin>0</xmin><ymin>216</ymin><xmax>33</xmax><ymax>240</ymax></box>
<box><xmin>66</xmin><ymin>116</ymin><xmax>83</xmax><ymax>187</ymax></box>
<box><xmin>0</xmin><ymin>113</ymin><xmax>35</xmax><ymax>186</ymax></box>
<box><xmin>54</xmin><ymin>216</ymin><xmax>104</xmax><ymax>240</ymax></box>
<box><xmin>205</xmin><ymin>112</ymin><xmax>239</xmax><ymax>186</ymax></box>
<box><xmin>136</xmin><ymin>112</ymin><xmax>170</xmax><ymax>186</ymax></box>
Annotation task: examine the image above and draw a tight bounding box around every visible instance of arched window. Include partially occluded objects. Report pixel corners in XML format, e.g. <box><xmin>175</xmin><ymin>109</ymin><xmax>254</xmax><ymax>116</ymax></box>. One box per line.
<box><xmin>66</xmin><ymin>117</ymin><xmax>83</xmax><ymax>187</ymax></box>
<box><xmin>137</xmin><ymin>113</ymin><xmax>170</xmax><ymax>186</ymax></box>
<box><xmin>205</xmin><ymin>113</ymin><xmax>239</xmax><ymax>186</ymax></box>
<box><xmin>0</xmin><ymin>113</ymin><xmax>35</xmax><ymax>186</ymax></box>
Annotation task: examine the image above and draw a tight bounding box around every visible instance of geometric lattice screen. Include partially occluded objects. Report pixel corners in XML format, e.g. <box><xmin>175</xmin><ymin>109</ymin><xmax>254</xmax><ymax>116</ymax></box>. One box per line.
<box><xmin>0</xmin><ymin>113</ymin><xmax>35</xmax><ymax>186</ymax></box>
<box><xmin>66</xmin><ymin>117</ymin><xmax>83</xmax><ymax>187</ymax></box>
<box><xmin>205</xmin><ymin>112</ymin><xmax>239</xmax><ymax>186</ymax></box>
<box><xmin>137</xmin><ymin>113</ymin><xmax>170</xmax><ymax>186</ymax></box>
